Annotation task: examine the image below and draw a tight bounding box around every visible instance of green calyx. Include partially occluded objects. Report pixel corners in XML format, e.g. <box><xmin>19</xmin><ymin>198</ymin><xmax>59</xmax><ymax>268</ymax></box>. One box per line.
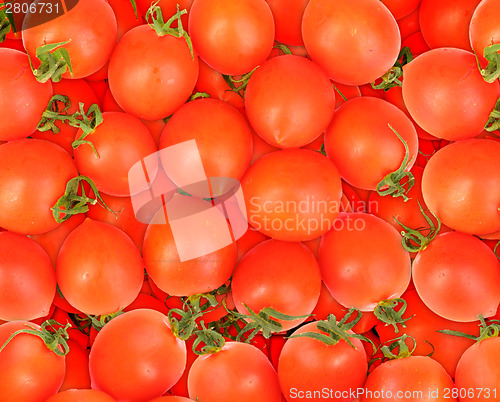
<box><xmin>485</xmin><ymin>97</ymin><xmax>500</xmax><ymax>132</ymax></box>
<box><xmin>0</xmin><ymin>320</ymin><xmax>71</xmax><ymax>357</ymax></box>
<box><xmin>394</xmin><ymin>200</ymin><xmax>442</xmax><ymax>252</ymax></box>
<box><xmin>222</xmin><ymin>66</ymin><xmax>259</xmax><ymax>98</ymax></box>
<box><xmin>87</xmin><ymin>311</ymin><xmax>124</xmax><ymax>332</ymax></box>
<box><xmin>51</xmin><ymin>175</ymin><xmax>120</xmax><ymax>223</ymax></box>
<box><xmin>273</xmin><ymin>42</ymin><xmax>292</xmax><ymax>55</ymax></box>
<box><xmin>374</xmin><ymin>298</ymin><xmax>414</xmax><ymax>333</ymax></box>
<box><xmin>439</xmin><ymin>315</ymin><xmax>500</xmax><ymax>343</ymax></box>
<box><xmin>28</xmin><ymin>41</ymin><xmax>74</xmax><ymax>83</ymax></box>
<box><xmin>371</xmin><ymin>46</ymin><xmax>413</xmax><ymax>91</ymax></box>
<box><xmin>0</xmin><ymin>2</ymin><xmax>16</xmax><ymax>42</ymax></box>
<box><xmin>475</xmin><ymin>43</ymin><xmax>500</xmax><ymax>83</ymax></box>
<box><xmin>146</xmin><ymin>2</ymin><xmax>194</xmax><ymax>59</ymax></box>
<box><xmin>376</xmin><ymin>124</ymin><xmax>415</xmax><ymax>201</ymax></box>
<box><xmin>379</xmin><ymin>334</ymin><xmax>417</xmax><ymax>360</ymax></box>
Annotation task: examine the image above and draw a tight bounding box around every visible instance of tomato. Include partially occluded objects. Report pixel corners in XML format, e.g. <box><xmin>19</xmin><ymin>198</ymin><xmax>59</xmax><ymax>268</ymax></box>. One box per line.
<box><xmin>0</xmin><ymin>232</ymin><xmax>55</xmax><ymax>321</ymax></box>
<box><xmin>470</xmin><ymin>0</ymin><xmax>500</xmax><ymax>67</ymax></box>
<box><xmin>419</xmin><ymin>0</ymin><xmax>481</xmax><ymax>51</ymax></box>
<box><xmin>251</xmin><ymin>129</ymin><xmax>279</xmax><ymax>164</ymax></box>
<box><xmin>245</xmin><ymin>55</ymin><xmax>335</xmax><ymax>149</ymax></box>
<box><xmin>331</xmin><ymin>81</ymin><xmax>361</xmax><ymax>109</ymax></box>
<box><xmin>318</xmin><ymin>213</ymin><xmax>411</xmax><ymax>311</ymax></box>
<box><xmin>380</xmin><ymin>0</ymin><xmax>421</xmax><ymax>20</ymax></box>
<box><xmin>401</xmin><ymin>32</ymin><xmax>431</xmax><ymax>58</ymax></box>
<box><xmin>324</xmin><ymin>97</ymin><xmax>418</xmax><ymax>191</ymax></box>
<box><xmin>232</xmin><ymin>239</ymin><xmax>321</xmax><ymax>331</ymax></box>
<box><xmin>278</xmin><ymin>321</ymin><xmax>367</xmax><ymax>402</ymax></box>
<box><xmin>90</xmin><ymin>309</ymin><xmax>186</xmax><ymax>401</ymax></box>
<box><xmin>106</xmin><ymin>0</ymin><xmax>142</xmax><ymax>40</ymax></box>
<box><xmin>402</xmin><ymin>48</ymin><xmax>500</xmax><ymax>141</ymax></box>
<box><xmin>149</xmin><ymin>397</ymin><xmax>193</xmax><ymax>402</ymax></box>
<box><xmin>376</xmin><ymin>290</ymin><xmax>480</xmax><ymax>377</ymax></box>
<box><xmin>108</xmin><ymin>24</ymin><xmax>199</xmax><ymax>121</ymax></box>
<box><xmin>57</xmin><ymin>339</ymin><xmax>91</xmax><ymax>392</ymax></box>
<box><xmin>242</xmin><ymin>149</ymin><xmax>342</xmax><ymax>241</ymax></box>
<box><xmin>46</xmin><ymin>389</ymin><xmax>115</xmax><ymax>402</ymax></box>
<box><xmin>264</xmin><ymin>0</ymin><xmax>309</xmax><ymax>46</ymax></box>
<box><xmin>159</xmin><ymin>98</ymin><xmax>253</xmax><ymax>197</ymax></box>
<box><xmin>22</xmin><ymin>0</ymin><xmax>117</xmax><ymax>79</ymax></box>
<box><xmin>188</xmin><ymin>341</ymin><xmax>282</xmax><ymax>402</ymax></box>
<box><xmin>302</xmin><ymin>0</ymin><xmax>400</xmax><ymax>85</ymax></box>
<box><xmin>124</xmin><ymin>293</ymin><xmax>169</xmax><ymax>316</ymax></box>
<box><xmin>421</xmin><ymin>139</ymin><xmax>500</xmax><ymax>235</ymax></box>
<box><xmin>236</xmin><ymin>228</ymin><xmax>268</xmax><ymax>260</ymax></box>
<box><xmin>0</xmin><ymin>139</ymin><xmax>78</xmax><ymax>235</ymax></box>
<box><xmin>56</xmin><ymin>218</ymin><xmax>144</xmax><ymax>315</ymax></box>
<box><xmin>143</xmin><ymin>194</ymin><xmax>238</xmax><ymax>296</ymax></box>
<box><xmin>74</xmin><ymin>111</ymin><xmax>158</xmax><ymax>197</ymax></box>
<box><xmin>188</xmin><ymin>0</ymin><xmax>275</xmax><ymax>75</ymax></box>
<box><xmin>0</xmin><ymin>48</ymin><xmax>53</xmax><ymax>141</ymax></box>
<box><xmin>32</xmin><ymin>79</ymin><xmax>99</xmax><ymax>154</ymax></box>
<box><xmin>412</xmin><ymin>231</ymin><xmax>500</xmax><ymax>322</ymax></box>
<box><xmin>362</xmin><ymin>356</ymin><xmax>456</xmax><ymax>402</ymax></box>
<box><xmin>397</xmin><ymin>6</ymin><xmax>421</xmax><ymax>41</ymax></box>
<box><xmin>136</xmin><ymin>0</ymin><xmax>194</xmax><ymax>27</ymax></box>
<box><xmin>0</xmin><ymin>321</ymin><xmax>65</xmax><ymax>402</ymax></box>
<box><xmin>455</xmin><ymin>337</ymin><xmax>500</xmax><ymax>401</ymax></box>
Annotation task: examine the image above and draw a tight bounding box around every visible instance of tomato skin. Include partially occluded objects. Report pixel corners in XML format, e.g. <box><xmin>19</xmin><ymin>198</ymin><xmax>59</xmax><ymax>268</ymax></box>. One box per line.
<box><xmin>397</xmin><ymin>6</ymin><xmax>421</xmax><ymax>41</ymax></box>
<box><xmin>380</xmin><ymin>0</ymin><xmax>421</xmax><ymax>20</ymax></box>
<box><xmin>108</xmin><ymin>25</ymin><xmax>199</xmax><ymax>121</ymax></box>
<box><xmin>324</xmin><ymin>97</ymin><xmax>418</xmax><ymax>191</ymax></box>
<box><xmin>278</xmin><ymin>321</ymin><xmax>367</xmax><ymax>402</ymax></box>
<box><xmin>90</xmin><ymin>309</ymin><xmax>186</xmax><ymax>401</ymax></box>
<box><xmin>188</xmin><ymin>341</ymin><xmax>282</xmax><ymax>402</ymax></box>
<box><xmin>0</xmin><ymin>48</ymin><xmax>53</xmax><ymax>141</ymax></box>
<box><xmin>421</xmin><ymin>139</ymin><xmax>500</xmax><ymax>235</ymax></box>
<box><xmin>57</xmin><ymin>340</ymin><xmax>91</xmax><ymax>392</ymax></box>
<box><xmin>264</xmin><ymin>0</ymin><xmax>309</xmax><ymax>46</ymax></box>
<box><xmin>46</xmin><ymin>389</ymin><xmax>116</xmax><ymax>402</ymax></box>
<box><xmin>302</xmin><ymin>0</ymin><xmax>400</xmax><ymax>85</ymax></box>
<box><xmin>22</xmin><ymin>0</ymin><xmax>117</xmax><ymax>79</ymax></box>
<box><xmin>232</xmin><ymin>239</ymin><xmax>322</xmax><ymax>331</ymax></box>
<box><xmin>188</xmin><ymin>0</ymin><xmax>275</xmax><ymax>75</ymax></box>
<box><xmin>0</xmin><ymin>321</ymin><xmax>66</xmax><ymax>402</ymax></box>
<box><xmin>56</xmin><ymin>219</ymin><xmax>144</xmax><ymax>315</ymax></box>
<box><xmin>0</xmin><ymin>232</ymin><xmax>55</xmax><ymax>321</ymax></box>
<box><xmin>245</xmin><ymin>55</ymin><xmax>335</xmax><ymax>149</ymax></box>
<box><xmin>412</xmin><ymin>231</ymin><xmax>500</xmax><ymax>322</ymax></box>
<box><xmin>362</xmin><ymin>356</ymin><xmax>456</xmax><ymax>402</ymax></box>
<box><xmin>402</xmin><ymin>48</ymin><xmax>500</xmax><ymax>141</ymax></box>
<box><xmin>470</xmin><ymin>0</ymin><xmax>500</xmax><ymax>66</ymax></box>
<box><xmin>318</xmin><ymin>213</ymin><xmax>411</xmax><ymax>311</ymax></box>
<box><xmin>0</xmin><ymin>139</ymin><xmax>78</xmax><ymax>235</ymax></box>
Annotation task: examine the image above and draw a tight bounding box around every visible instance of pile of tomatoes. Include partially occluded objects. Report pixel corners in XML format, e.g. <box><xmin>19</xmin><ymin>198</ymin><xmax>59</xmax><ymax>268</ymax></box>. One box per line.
<box><xmin>1</xmin><ymin>0</ymin><xmax>500</xmax><ymax>401</ymax></box>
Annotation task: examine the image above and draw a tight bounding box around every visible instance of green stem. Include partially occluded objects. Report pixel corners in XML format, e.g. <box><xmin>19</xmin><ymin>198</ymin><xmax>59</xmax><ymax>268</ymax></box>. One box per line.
<box><xmin>485</xmin><ymin>97</ymin><xmax>500</xmax><ymax>132</ymax></box>
<box><xmin>475</xmin><ymin>43</ymin><xmax>500</xmax><ymax>83</ymax></box>
<box><xmin>222</xmin><ymin>66</ymin><xmax>259</xmax><ymax>98</ymax></box>
<box><xmin>374</xmin><ymin>298</ymin><xmax>414</xmax><ymax>333</ymax></box>
<box><xmin>438</xmin><ymin>315</ymin><xmax>500</xmax><ymax>343</ymax></box>
<box><xmin>28</xmin><ymin>41</ymin><xmax>74</xmax><ymax>83</ymax></box>
<box><xmin>371</xmin><ymin>46</ymin><xmax>413</xmax><ymax>91</ymax></box>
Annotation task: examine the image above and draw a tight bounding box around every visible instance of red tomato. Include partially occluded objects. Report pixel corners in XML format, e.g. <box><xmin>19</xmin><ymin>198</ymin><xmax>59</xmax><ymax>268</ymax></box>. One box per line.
<box><xmin>22</xmin><ymin>0</ymin><xmax>117</xmax><ymax>79</ymax></box>
<box><xmin>278</xmin><ymin>321</ymin><xmax>367</xmax><ymax>402</ymax></box>
<box><xmin>0</xmin><ymin>232</ymin><xmax>55</xmax><ymax>321</ymax></box>
<box><xmin>136</xmin><ymin>0</ymin><xmax>194</xmax><ymax>27</ymax></box>
<box><xmin>402</xmin><ymin>48</ymin><xmax>500</xmax><ymax>140</ymax></box>
<box><xmin>331</xmin><ymin>81</ymin><xmax>361</xmax><ymax>109</ymax></box>
<box><xmin>236</xmin><ymin>228</ymin><xmax>268</xmax><ymax>260</ymax></box>
<box><xmin>245</xmin><ymin>55</ymin><xmax>335</xmax><ymax>149</ymax></box>
<box><xmin>412</xmin><ymin>231</ymin><xmax>500</xmax><ymax>322</ymax></box>
<box><xmin>242</xmin><ymin>149</ymin><xmax>342</xmax><ymax>241</ymax></box>
<box><xmin>381</xmin><ymin>0</ymin><xmax>421</xmax><ymax>20</ymax></box>
<box><xmin>302</xmin><ymin>0</ymin><xmax>400</xmax><ymax>85</ymax></box>
<box><xmin>232</xmin><ymin>240</ymin><xmax>322</xmax><ymax>331</ymax></box>
<box><xmin>108</xmin><ymin>25</ymin><xmax>198</xmax><ymax>121</ymax></box>
<box><xmin>188</xmin><ymin>0</ymin><xmax>275</xmax><ymax>75</ymax></box>
<box><xmin>318</xmin><ymin>213</ymin><xmax>411</xmax><ymax>311</ymax></box>
<box><xmin>106</xmin><ymin>0</ymin><xmax>142</xmax><ymax>40</ymax></box>
<box><xmin>401</xmin><ymin>31</ymin><xmax>431</xmax><ymax>57</ymax></box>
<box><xmin>0</xmin><ymin>139</ymin><xmax>78</xmax><ymax>234</ymax></box>
<box><xmin>58</xmin><ymin>339</ymin><xmax>91</xmax><ymax>392</ymax></box>
<box><xmin>264</xmin><ymin>0</ymin><xmax>309</xmax><ymax>46</ymax></box>
<box><xmin>251</xmin><ymin>129</ymin><xmax>280</xmax><ymax>164</ymax></box>
<box><xmin>421</xmin><ymin>139</ymin><xmax>500</xmax><ymax>235</ymax></box>
<box><xmin>149</xmin><ymin>397</ymin><xmax>193</xmax><ymax>402</ymax></box>
<box><xmin>470</xmin><ymin>0</ymin><xmax>500</xmax><ymax>66</ymax></box>
<box><xmin>362</xmin><ymin>356</ymin><xmax>456</xmax><ymax>402</ymax></box>
<box><xmin>419</xmin><ymin>0</ymin><xmax>481</xmax><ymax>51</ymax></box>
<box><xmin>0</xmin><ymin>321</ymin><xmax>66</xmax><ymax>402</ymax></box>
<box><xmin>56</xmin><ymin>218</ymin><xmax>144</xmax><ymax>315</ymax></box>
<box><xmin>188</xmin><ymin>341</ymin><xmax>282</xmax><ymax>402</ymax></box>
<box><xmin>324</xmin><ymin>97</ymin><xmax>418</xmax><ymax>191</ymax></box>
<box><xmin>168</xmin><ymin>338</ymin><xmax>197</xmax><ymax>398</ymax></box>
<box><xmin>0</xmin><ymin>48</ymin><xmax>53</xmax><ymax>141</ymax></box>
<box><xmin>397</xmin><ymin>6</ymin><xmax>421</xmax><ymax>41</ymax></box>
<box><xmin>46</xmin><ymin>389</ymin><xmax>115</xmax><ymax>402</ymax></box>
<box><xmin>89</xmin><ymin>309</ymin><xmax>186</xmax><ymax>401</ymax></box>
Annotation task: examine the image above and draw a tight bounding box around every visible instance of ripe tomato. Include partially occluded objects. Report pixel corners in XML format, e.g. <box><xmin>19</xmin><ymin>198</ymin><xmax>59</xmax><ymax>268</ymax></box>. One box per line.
<box><xmin>90</xmin><ymin>309</ymin><xmax>186</xmax><ymax>401</ymax></box>
<box><xmin>0</xmin><ymin>321</ymin><xmax>65</xmax><ymax>402</ymax></box>
<box><xmin>57</xmin><ymin>339</ymin><xmax>91</xmax><ymax>392</ymax></box>
<box><xmin>245</xmin><ymin>55</ymin><xmax>335</xmax><ymax>149</ymax></box>
<box><xmin>397</xmin><ymin>6</ymin><xmax>421</xmax><ymax>41</ymax></box>
<box><xmin>242</xmin><ymin>149</ymin><xmax>342</xmax><ymax>241</ymax></box>
<box><xmin>188</xmin><ymin>341</ymin><xmax>282</xmax><ymax>402</ymax></box>
<box><xmin>421</xmin><ymin>139</ymin><xmax>500</xmax><ymax>235</ymax></box>
<box><xmin>46</xmin><ymin>389</ymin><xmax>115</xmax><ymax>401</ymax></box>
<box><xmin>22</xmin><ymin>0</ymin><xmax>117</xmax><ymax>79</ymax></box>
<box><xmin>264</xmin><ymin>0</ymin><xmax>309</xmax><ymax>46</ymax></box>
<box><xmin>469</xmin><ymin>0</ymin><xmax>500</xmax><ymax>66</ymax></box>
<box><xmin>0</xmin><ymin>48</ymin><xmax>53</xmax><ymax>141</ymax></box>
<box><xmin>380</xmin><ymin>0</ymin><xmax>421</xmax><ymax>20</ymax></box>
<box><xmin>302</xmin><ymin>0</ymin><xmax>400</xmax><ymax>85</ymax></box>
<box><xmin>362</xmin><ymin>356</ymin><xmax>456</xmax><ymax>402</ymax></box>
<box><xmin>412</xmin><ymin>231</ymin><xmax>500</xmax><ymax>322</ymax></box>
<box><xmin>56</xmin><ymin>218</ymin><xmax>144</xmax><ymax>315</ymax></box>
<box><xmin>324</xmin><ymin>97</ymin><xmax>418</xmax><ymax>191</ymax></box>
<box><xmin>319</xmin><ymin>213</ymin><xmax>411</xmax><ymax>311</ymax></box>
<box><xmin>232</xmin><ymin>239</ymin><xmax>321</xmax><ymax>331</ymax></box>
<box><xmin>0</xmin><ymin>232</ymin><xmax>55</xmax><ymax>321</ymax></box>
<box><xmin>0</xmin><ymin>139</ymin><xmax>78</xmax><ymax>235</ymax></box>
<box><xmin>188</xmin><ymin>0</ymin><xmax>275</xmax><ymax>75</ymax></box>
<box><xmin>402</xmin><ymin>48</ymin><xmax>500</xmax><ymax>140</ymax></box>
<box><xmin>278</xmin><ymin>321</ymin><xmax>367</xmax><ymax>402</ymax></box>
